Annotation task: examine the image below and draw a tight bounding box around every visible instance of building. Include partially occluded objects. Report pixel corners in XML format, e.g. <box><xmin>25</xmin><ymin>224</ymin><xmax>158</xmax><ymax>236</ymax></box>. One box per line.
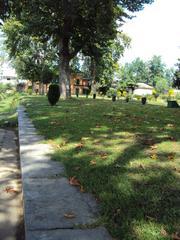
<box><xmin>0</xmin><ymin>62</ymin><xmax>18</xmax><ymax>85</ymax></box>
<box><xmin>133</xmin><ymin>82</ymin><xmax>154</xmax><ymax>96</ymax></box>
<box><xmin>70</xmin><ymin>73</ymin><xmax>90</xmax><ymax>95</ymax></box>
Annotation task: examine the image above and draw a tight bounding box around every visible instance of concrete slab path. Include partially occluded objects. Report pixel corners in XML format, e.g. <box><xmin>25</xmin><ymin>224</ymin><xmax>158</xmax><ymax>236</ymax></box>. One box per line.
<box><xmin>0</xmin><ymin>128</ymin><xmax>24</xmax><ymax>240</ymax></box>
<box><xmin>18</xmin><ymin>106</ymin><xmax>112</xmax><ymax>240</ymax></box>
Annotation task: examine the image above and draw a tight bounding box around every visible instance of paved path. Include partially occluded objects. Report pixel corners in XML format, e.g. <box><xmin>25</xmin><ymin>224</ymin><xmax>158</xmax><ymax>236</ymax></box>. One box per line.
<box><xmin>0</xmin><ymin>128</ymin><xmax>24</xmax><ymax>240</ymax></box>
<box><xmin>18</xmin><ymin>106</ymin><xmax>111</xmax><ymax>240</ymax></box>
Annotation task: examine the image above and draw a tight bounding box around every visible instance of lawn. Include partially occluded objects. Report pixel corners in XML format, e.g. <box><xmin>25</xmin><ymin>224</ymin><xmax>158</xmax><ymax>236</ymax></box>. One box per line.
<box><xmin>24</xmin><ymin>96</ymin><xmax>180</xmax><ymax>240</ymax></box>
<box><xmin>0</xmin><ymin>93</ymin><xmax>19</xmax><ymax>127</ymax></box>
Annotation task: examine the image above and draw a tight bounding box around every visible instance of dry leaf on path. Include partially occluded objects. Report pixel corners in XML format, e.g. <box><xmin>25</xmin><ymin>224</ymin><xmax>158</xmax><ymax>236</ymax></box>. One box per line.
<box><xmin>80</xmin><ymin>185</ymin><xmax>85</xmax><ymax>192</ymax></box>
<box><xmin>64</xmin><ymin>212</ymin><xmax>76</xmax><ymax>219</ymax></box>
<box><xmin>4</xmin><ymin>186</ymin><xmax>19</xmax><ymax>194</ymax></box>
<box><xmin>69</xmin><ymin>176</ymin><xmax>81</xmax><ymax>186</ymax></box>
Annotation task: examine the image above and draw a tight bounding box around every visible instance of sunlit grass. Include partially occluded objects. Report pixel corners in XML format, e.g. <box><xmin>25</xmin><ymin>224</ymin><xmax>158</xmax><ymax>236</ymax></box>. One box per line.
<box><xmin>0</xmin><ymin>93</ymin><xmax>20</xmax><ymax>127</ymax></box>
<box><xmin>24</xmin><ymin>96</ymin><xmax>180</xmax><ymax>240</ymax></box>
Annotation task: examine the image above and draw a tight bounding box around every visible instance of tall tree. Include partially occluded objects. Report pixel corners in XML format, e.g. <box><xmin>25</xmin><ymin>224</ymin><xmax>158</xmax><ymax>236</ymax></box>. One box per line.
<box><xmin>3</xmin><ymin>18</ymin><xmax>57</xmax><ymax>92</ymax></box>
<box><xmin>81</xmin><ymin>32</ymin><xmax>131</xmax><ymax>85</ymax></box>
<box><xmin>1</xmin><ymin>0</ymin><xmax>154</xmax><ymax>98</ymax></box>
<box><xmin>148</xmin><ymin>55</ymin><xmax>166</xmax><ymax>86</ymax></box>
<box><xmin>173</xmin><ymin>59</ymin><xmax>180</xmax><ymax>89</ymax></box>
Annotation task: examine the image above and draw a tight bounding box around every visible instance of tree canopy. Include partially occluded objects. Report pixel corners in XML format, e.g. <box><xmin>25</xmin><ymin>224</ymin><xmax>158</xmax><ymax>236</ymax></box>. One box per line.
<box><xmin>118</xmin><ymin>56</ymin><xmax>174</xmax><ymax>90</ymax></box>
<box><xmin>173</xmin><ymin>59</ymin><xmax>180</xmax><ymax>89</ymax></box>
<box><xmin>2</xmin><ymin>18</ymin><xmax>57</xmax><ymax>91</ymax></box>
<box><xmin>1</xmin><ymin>0</ymin><xmax>154</xmax><ymax>98</ymax></box>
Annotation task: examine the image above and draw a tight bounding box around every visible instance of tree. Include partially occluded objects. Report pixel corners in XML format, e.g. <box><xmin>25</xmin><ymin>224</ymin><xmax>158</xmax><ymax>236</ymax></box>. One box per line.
<box><xmin>121</xmin><ymin>57</ymin><xmax>150</xmax><ymax>84</ymax></box>
<box><xmin>119</xmin><ymin>55</ymin><xmax>174</xmax><ymax>92</ymax></box>
<box><xmin>81</xmin><ymin>32</ymin><xmax>131</xmax><ymax>85</ymax></box>
<box><xmin>3</xmin><ymin>18</ymin><xmax>57</xmax><ymax>93</ymax></box>
<box><xmin>172</xmin><ymin>59</ymin><xmax>180</xmax><ymax>89</ymax></box>
<box><xmin>155</xmin><ymin>76</ymin><xmax>169</xmax><ymax>94</ymax></box>
<box><xmin>1</xmin><ymin>0</ymin><xmax>154</xmax><ymax>98</ymax></box>
<box><xmin>148</xmin><ymin>55</ymin><xmax>166</xmax><ymax>86</ymax></box>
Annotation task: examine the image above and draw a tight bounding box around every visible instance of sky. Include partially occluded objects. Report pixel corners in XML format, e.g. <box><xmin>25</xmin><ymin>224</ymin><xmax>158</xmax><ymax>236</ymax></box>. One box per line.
<box><xmin>120</xmin><ymin>0</ymin><xmax>180</xmax><ymax>68</ymax></box>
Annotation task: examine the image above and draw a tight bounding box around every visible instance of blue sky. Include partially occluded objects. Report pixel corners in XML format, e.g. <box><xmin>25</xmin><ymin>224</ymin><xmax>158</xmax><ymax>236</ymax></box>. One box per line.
<box><xmin>120</xmin><ymin>0</ymin><xmax>180</xmax><ymax>68</ymax></box>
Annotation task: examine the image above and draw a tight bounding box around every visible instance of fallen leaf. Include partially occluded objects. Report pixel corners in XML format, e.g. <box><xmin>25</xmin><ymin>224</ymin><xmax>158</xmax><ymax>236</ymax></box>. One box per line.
<box><xmin>167</xmin><ymin>124</ymin><xmax>174</xmax><ymax>127</ymax></box>
<box><xmin>172</xmin><ymin>232</ymin><xmax>180</xmax><ymax>240</ymax></box>
<box><xmin>168</xmin><ymin>153</ymin><xmax>175</xmax><ymax>161</ymax></box>
<box><xmin>80</xmin><ymin>185</ymin><xmax>85</xmax><ymax>192</ymax></box>
<box><xmin>4</xmin><ymin>186</ymin><xmax>19</xmax><ymax>194</ymax></box>
<box><xmin>100</xmin><ymin>154</ymin><xmax>108</xmax><ymax>159</ymax></box>
<box><xmin>64</xmin><ymin>212</ymin><xmax>76</xmax><ymax>219</ymax></box>
<box><xmin>173</xmin><ymin>167</ymin><xmax>180</xmax><ymax>173</ymax></box>
<box><xmin>99</xmin><ymin>151</ymin><xmax>108</xmax><ymax>158</ymax></box>
<box><xmin>69</xmin><ymin>176</ymin><xmax>81</xmax><ymax>186</ymax></box>
<box><xmin>58</xmin><ymin>141</ymin><xmax>67</xmax><ymax>148</ymax></box>
<box><xmin>150</xmin><ymin>154</ymin><xmax>158</xmax><ymax>160</ymax></box>
<box><xmin>81</xmin><ymin>137</ymin><xmax>89</xmax><ymax>141</ymax></box>
<box><xmin>75</xmin><ymin>143</ymin><xmax>84</xmax><ymax>151</ymax></box>
<box><xmin>150</xmin><ymin>145</ymin><xmax>158</xmax><ymax>150</ymax></box>
<box><xmin>50</xmin><ymin>121</ymin><xmax>61</xmax><ymax>126</ymax></box>
<box><xmin>90</xmin><ymin>160</ymin><xmax>96</xmax><ymax>166</ymax></box>
<box><xmin>139</xmin><ymin>164</ymin><xmax>145</xmax><ymax>169</ymax></box>
<box><xmin>161</xmin><ymin>228</ymin><xmax>168</xmax><ymax>237</ymax></box>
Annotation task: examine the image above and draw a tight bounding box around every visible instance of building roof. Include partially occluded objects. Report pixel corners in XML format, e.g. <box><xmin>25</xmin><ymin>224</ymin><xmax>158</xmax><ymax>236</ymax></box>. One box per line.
<box><xmin>136</xmin><ymin>82</ymin><xmax>153</xmax><ymax>89</ymax></box>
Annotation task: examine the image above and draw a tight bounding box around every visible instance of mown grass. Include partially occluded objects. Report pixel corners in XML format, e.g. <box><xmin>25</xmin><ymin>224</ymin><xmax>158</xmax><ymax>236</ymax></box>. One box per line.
<box><xmin>0</xmin><ymin>93</ymin><xmax>20</xmax><ymax>127</ymax></box>
<box><xmin>24</xmin><ymin>96</ymin><xmax>180</xmax><ymax>240</ymax></box>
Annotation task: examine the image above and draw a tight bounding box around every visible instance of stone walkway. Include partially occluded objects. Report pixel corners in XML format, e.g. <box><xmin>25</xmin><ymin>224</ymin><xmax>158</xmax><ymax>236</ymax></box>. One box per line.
<box><xmin>18</xmin><ymin>106</ymin><xmax>111</xmax><ymax>240</ymax></box>
<box><xmin>0</xmin><ymin>128</ymin><xmax>24</xmax><ymax>240</ymax></box>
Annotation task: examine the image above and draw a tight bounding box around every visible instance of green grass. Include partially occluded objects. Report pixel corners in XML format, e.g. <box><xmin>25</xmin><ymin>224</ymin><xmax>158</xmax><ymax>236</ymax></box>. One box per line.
<box><xmin>0</xmin><ymin>93</ymin><xmax>20</xmax><ymax>127</ymax></box>
<box><xmin>24</xmin><ymin>96</ymin><xmax>180</xmax><ymax>240</ymax></box>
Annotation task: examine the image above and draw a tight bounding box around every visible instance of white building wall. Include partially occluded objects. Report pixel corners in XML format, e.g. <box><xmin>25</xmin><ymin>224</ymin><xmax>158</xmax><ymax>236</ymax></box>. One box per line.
<box><xmin>134</xmin><ymin>89</ymin><xmax>153</xmax><ymax>96</ymax></box>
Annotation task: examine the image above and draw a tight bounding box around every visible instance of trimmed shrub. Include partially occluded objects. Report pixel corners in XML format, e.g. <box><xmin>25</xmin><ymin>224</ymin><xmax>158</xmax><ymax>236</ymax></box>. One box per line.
<box><xmin>47</xmin><ymin>84</ymin><xmax>60</xmax><ymax>106</ymax></box>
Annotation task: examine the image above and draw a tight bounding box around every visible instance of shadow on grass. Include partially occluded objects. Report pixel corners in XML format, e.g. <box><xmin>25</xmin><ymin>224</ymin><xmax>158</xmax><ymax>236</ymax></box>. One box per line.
<box><xmin>25</xmin><ymin>96</ymin><xmax>180</xmax><ymax>240</ymax></box>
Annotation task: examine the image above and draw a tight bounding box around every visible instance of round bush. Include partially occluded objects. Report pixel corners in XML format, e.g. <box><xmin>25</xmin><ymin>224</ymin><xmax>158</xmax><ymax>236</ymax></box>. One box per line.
<box><xmin>47</xmin><ymin>84</ymin><xmax>60</xmax><ymax>106</ymax></box>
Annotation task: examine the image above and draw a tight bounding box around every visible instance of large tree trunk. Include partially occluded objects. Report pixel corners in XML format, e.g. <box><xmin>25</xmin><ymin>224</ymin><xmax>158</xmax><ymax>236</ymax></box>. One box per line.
<box><xmin>32</xmin><ymin>81</ymin><xmax>35</xmax><ymax>93</ymax></box>
<box><xmin>58</xmin><ymin>39</ymin><xmax>71</xmax><ymax>99</ymax></box>
<box><xmin>39</xmin><ymin>82</ymin><xmax>44</xmax><ymax>95</ymax></box>
<box><xmin>91</xmin><ymin>57</ymin><xmax>96</xmax><ymax>82</ymax></box>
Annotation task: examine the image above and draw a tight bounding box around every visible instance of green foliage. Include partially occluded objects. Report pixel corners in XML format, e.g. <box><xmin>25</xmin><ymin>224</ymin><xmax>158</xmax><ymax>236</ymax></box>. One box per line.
<box><xmin>148</xmin><ymin>55</ymin><xmax>166</xmax><ymax>86</ymax></box>
<box><xmin>2</xmin><ymin>18</ymin><xmax>58</xmax><ymax>85</ymax></box>
<box><xmin>155</xmin><ymin>77</ymin><xmax>169</xmax><ymax>94</ymax></box>
<box><xmin>47</xmin><ymin>84</ymin><xmax>60</xmax><ymax>106</ymax></box>
<box><xmin>2</xmin><ymin>0</ymin><xmax>154</xmax><ymax>98</ymax></box>
<box><xmin>168</xmin><ymin>89</ymin><xmax>175</xmax><ymax>100</ymax></box>
<box><xmin>119</xmin><ymin>56</ymin><xmax>175</xmax><ymax>90</ymax></box>
<box><xmin>173</xmin><ymin>59</ymin><xmax>180</xmax><ymax>89</ymax></box>
<box><xmin>0</xmin><ymin>93</ymin><xmax>20</xmax><ymax>127</ymax></box>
